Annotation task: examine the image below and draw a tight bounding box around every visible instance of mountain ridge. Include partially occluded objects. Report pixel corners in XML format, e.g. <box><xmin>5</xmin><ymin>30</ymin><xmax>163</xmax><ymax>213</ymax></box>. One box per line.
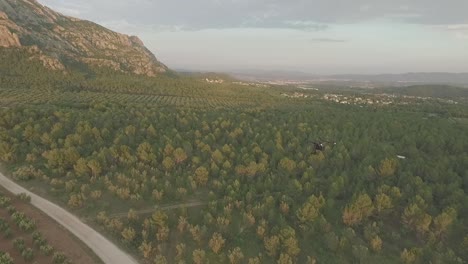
<box><xmin>0</xmin><ymin>0</ymin><xmax>168</xmax><ymax>76</ymax></box>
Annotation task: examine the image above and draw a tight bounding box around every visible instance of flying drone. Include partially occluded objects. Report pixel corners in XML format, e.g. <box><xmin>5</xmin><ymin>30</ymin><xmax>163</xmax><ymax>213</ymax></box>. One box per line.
<box><xmin>311</xmin><ymin>139</ymin><xmax>336</xmax><ymax>153</ymax></box>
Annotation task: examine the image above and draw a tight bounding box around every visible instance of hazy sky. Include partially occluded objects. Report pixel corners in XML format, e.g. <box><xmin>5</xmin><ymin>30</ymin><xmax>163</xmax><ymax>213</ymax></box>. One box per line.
<box><xmin>39</xmin><ymin>0</ymin><xmax>468</xmax><ymax>74</ymax></box>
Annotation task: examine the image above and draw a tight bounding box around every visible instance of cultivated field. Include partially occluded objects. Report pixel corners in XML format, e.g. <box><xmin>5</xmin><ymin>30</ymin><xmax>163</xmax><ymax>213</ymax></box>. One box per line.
<box><xmin>0</xmin><ymin>185</ymin><xmax>101</xmax><ymax>264</ymax></box>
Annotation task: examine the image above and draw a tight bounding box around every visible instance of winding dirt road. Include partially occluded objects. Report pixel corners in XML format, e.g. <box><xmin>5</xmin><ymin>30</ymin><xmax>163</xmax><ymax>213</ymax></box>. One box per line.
<box><xmin>0</xmin><ymin>172</ymin><xmax>139</xmax><ymax>264</ymax></box>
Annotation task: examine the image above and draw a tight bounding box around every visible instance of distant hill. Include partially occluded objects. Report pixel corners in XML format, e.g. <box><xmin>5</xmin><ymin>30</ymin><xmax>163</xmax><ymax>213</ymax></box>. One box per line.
<box><xmin>178</xmin><ymin>71</ymin><xmax>237</xmax><ymax>81</ymax></box>
<box><xmin>0</xmin><ymin>0</ymin><xmax>167</xmax><ymax>76</ymax></box>
<box><xmin>376</xmin><ymin>85</ymin><xmax>468</xmax><ymax>99</ymax></box>
<box><xmin>231</xmin><ymin>70</ymin><xmax>468</xmax><ymax>86</ymax></box>
<box><xmin>331</xmin><ymin>73</ymin><xmax>468</xmax><ymax>86</ymax></box>
<box><xmin>231</xmin><ymin>69</ymin><xmax>319</xmax><ymax>82</ymax></box>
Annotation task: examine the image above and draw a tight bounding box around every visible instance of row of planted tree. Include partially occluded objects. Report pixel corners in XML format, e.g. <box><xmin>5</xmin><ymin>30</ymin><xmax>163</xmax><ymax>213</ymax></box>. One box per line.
<box><xmin>0</xmin><ymin>192</ymin><xmax>71</xmax><ymax>264</ymax></box>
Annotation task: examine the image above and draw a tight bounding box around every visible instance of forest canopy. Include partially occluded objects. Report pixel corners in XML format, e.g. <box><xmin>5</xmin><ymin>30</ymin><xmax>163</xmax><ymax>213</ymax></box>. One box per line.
<box><xmin>0</xmin><ymin>48</ymin><xmax>468</xmax><ymax>263</ymax></box>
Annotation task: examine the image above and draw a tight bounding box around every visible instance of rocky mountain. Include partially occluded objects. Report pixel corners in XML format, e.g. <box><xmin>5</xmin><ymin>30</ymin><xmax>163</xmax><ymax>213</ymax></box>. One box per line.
<box><xmin>0</xmin><ymin>0</ymin><xmax>168</xmax><ymax>76</ymax></box>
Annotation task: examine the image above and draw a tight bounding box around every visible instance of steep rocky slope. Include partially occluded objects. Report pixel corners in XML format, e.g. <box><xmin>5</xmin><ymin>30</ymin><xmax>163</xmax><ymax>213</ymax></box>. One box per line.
<box><xmin>0</xmin><ymin>0</ymin><xmax>168</xmax><ymax>76</ymax></box>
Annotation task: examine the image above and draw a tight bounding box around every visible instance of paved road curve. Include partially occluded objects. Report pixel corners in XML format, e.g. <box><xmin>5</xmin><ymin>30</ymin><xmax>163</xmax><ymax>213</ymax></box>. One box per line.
<box><xmin>0</xmin><ymin>172</ymin><xmax>139</xmax><ymax>264</ymax></box>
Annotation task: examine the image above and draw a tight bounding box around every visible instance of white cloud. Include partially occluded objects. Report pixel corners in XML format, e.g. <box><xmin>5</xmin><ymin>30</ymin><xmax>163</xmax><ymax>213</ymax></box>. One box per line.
<box><xmin>282</xmin><ymin>21</ymin><xmax>328</xmax><ymax>31</ymax></box>
<box><xmin>38</xmin><ymin>0</ymin><xmax>468</xmax><ymax>32</ymax></box>
<box><xmin>447</xmin><ymin>24</ymin><xmax>468</xmax><ymax>30</ymax></box>
<box><xmin>33</xmin><ymin>0</ymin><xmax>468</xmax><ymax>73</ymax></box>
<box><xmin>359</xmin><ymin>5</ymin><xmax>371</xmax><ymax>12</ymax></box>
<box><xmin>443</xmin><ymin>24</ymin><xmax>468</xmax><ymax>39</ymax></box>
<box><xmin>99</xmin><ymin>19</ymin><xmax>187</xmax><ymax>35</ymax></box>
<box><xmin>53</xmin><ymin>7</ymin><xmax>81</xmax><ymax>16</ymax></box>
<box><xmin>307</xmin><ymin>38</ymin><xmax>347</xmax><ymax>43</ymax></box>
